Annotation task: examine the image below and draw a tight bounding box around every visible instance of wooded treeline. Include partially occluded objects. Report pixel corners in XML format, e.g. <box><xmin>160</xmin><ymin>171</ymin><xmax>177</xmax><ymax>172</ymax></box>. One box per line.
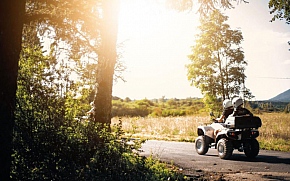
<box><xmin>112</xmin><ymin>97</ymin><xmax>290</xmax><ymax>117</ymax></box>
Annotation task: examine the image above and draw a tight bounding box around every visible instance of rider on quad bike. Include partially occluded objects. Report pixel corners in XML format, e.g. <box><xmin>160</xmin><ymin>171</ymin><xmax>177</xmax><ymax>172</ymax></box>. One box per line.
<box><xmin>231</xmin><ymin>97</ymin><xmax>253</xmax><ymax>117</ymax></box>
<box><xmin>213</xmin><ymin>99</ymin><xmax>234</xmax><ymax>136</ymax></box>
<box><xmin>217</xmin><ymin>99</ymin><xmax>234</xmax><ymax>123</ymax></box>
<box><xmin>195</xmin><ymin>97</ymin><xmax>262</xmax><ymax>160</ymax></box>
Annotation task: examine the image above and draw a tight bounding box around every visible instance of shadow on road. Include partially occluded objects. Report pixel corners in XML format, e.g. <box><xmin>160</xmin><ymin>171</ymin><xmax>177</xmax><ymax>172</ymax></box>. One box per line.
<box><xmin>204</xmin><ymin>153</ymin><xmax>290</xmax><ymax>165</ymax></box>
<box><xmin>230</xmin><ymin>154</ymin><xmax>290</xmax><ymax>165</ymax></box>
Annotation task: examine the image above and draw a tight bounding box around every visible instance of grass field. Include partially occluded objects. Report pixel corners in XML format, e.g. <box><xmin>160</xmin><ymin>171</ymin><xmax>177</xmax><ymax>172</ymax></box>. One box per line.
<box><xmin>111</xmin><ymin>113</ymin><xmax>290</xmax><ymax>152</ymax></box>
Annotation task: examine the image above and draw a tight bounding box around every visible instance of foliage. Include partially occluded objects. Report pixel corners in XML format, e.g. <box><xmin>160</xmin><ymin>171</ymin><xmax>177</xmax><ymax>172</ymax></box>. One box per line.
<box><xmin>202</xmin><ymin>93</ymin><xmax>222</xmax><ymax>115</ymax></box>
<box><xmin>249</xmin><ymin>101</ymin><xmax>290</xmax><ymax>113</ymax></box>
<box><xmin>12</xmin><ymin>116</ymin><xmax>183</xmax><ymax>180</ymax></box>
<box><xmin>165</xmin><ymin>0</ymin><xmax>248</xmax><ymax>14</ymax></box>
<box><xmin>25</xmin><ymin>0</ymin><xmax>102</xmax><ymax>56</ymax></box>
<box><xmin>166</xmin><ymin>0</ymin><xmax>290</xmax><ymax>24</ymax></box>
<box><xmin>112</xmin><ymin>97</ymin><xmax>205</xmax><ymax>117</ymax></box>
<box><xmin>112</xmin><ymin>99</ymin><xmax>152</xmax><ymax>117</ymax></box>
<box><xmin>24</xmin><ymin>0</ymin><xmax>126</xmax><ymax>126</ymax></box>
<box><xmin>269</xmin><ymin>0</ymin><xmax>290</xmax><ymax>24</ymax></box>
<box><xmin>187</xmin><ymin>10</ymin><xmax>253</xmax><ymax>111</ymax></box>
<box><xmin>23</xmin><ymin>0</ymin><xmax>101</xmax><ymax>124</ymax></box>
<box><xmin>187</xmin><ymin>9</ymin><xmax>246</xmax><ymax>98</ymax></box>
<box><xmin>111</xmin><ymin>97</ymin><xmax>289</xmax><ymax>117</ymax></box>
<box><xmin>12</xmin><ymin>23</ymin><xmax>184</xmax><ymax>180</ymax></box>
<box><xmin>13</xmin><ymin>50</ymin><xmax>183</xmax><ymax>179</ymax></box>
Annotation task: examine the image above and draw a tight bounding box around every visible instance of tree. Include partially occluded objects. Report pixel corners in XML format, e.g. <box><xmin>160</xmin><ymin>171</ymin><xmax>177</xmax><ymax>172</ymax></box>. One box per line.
<box><xmin>21</xmin><ymin>0</ymin><xmax>121</xmax><ymax>129</ymax></box>
<box><xmin>93</xmin><ymin>0</ymin><xmax>120</xmax><ymax>127</ymax></box>
<box><xmin>268</xmin><ymin>0</ymin><xmax>290</xmax><ymax>47</ymax></box>
<box><xmin>187</xmin><ymin>10</ymin><xmax>251</xmax><ymax>110</ymax></box>
<box><xmin>167</xmin><ymin>0</ymin><xmax>290</xmax><ymax>24</ymax></box>
<box><xmin>25</xmin><ymin>0</ymin><xmax>123</xmax><ymax>128</ymax></box>
<box><xmin>0</xmin><ymin>1</ymin><xmax>26</xmax><ymax>180</ymax></box>
<box><xmin>0</xmin><ymin>0</ymin><xmax>102</xmax><ymax>178</ymax></box>
<box><xmin>269</xmin><ymin>0</ymin><xmax>290</xmax><ymax>24</ymax></box>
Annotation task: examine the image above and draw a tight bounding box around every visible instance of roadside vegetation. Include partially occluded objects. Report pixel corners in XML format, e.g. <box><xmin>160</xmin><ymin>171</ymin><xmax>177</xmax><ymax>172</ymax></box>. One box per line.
<box><xmin>258</xmin><ymin>113</ymin><xmax>290</xmax><ymax>152</ymax></box>
<box><xmin>12</xmin><ymin>32</ymin><xmax>186</xmax><ymax>179</ymax></box>
<box><xmin>112</xmin><ymin>113</ymin><xmax>290</xmax><ymax>152</ymax></box>
<box><xmin>111</xmin><ymin>98</ymin><xmax>290</xmax><ymax>152</ymax></box>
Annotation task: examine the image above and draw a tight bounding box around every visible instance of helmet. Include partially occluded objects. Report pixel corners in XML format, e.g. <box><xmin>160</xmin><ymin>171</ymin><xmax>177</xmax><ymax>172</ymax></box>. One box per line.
<box><xmin>232</xmin><ymin>97</ymin><xmax>243</xmax><ymax>108</ymax></box>
<box><xmin>223</xmin><ymin>99</ymin><xmax>233</xmax><ymax>109</ymax></box>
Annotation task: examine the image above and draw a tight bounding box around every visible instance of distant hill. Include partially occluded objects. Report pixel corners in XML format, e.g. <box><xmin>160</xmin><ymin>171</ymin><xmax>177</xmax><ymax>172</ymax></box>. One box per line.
<box><xmin>269</xmin><ymin>89</ymin><xmax>290</xmax><ymax>102</ymax></box>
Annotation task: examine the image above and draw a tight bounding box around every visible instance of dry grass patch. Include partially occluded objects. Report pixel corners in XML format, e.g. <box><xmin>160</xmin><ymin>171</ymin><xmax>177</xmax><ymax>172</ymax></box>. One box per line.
<box><xmin>257</xmin><ymin>113</ymin><xmax>290</xmax><ymax>152</ymax></box>
<box><xmin>112</xmin><ymin>113</ymin><xmax>290</xmax><ymax>151</ymax></box>
<box><xmin>111</xmin><ymin>116</ymin><xmax>210</xmax><ymax>142</ymax></box>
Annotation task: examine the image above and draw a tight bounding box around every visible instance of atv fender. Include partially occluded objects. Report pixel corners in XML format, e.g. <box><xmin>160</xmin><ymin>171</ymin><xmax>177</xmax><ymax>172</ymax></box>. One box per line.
<box><xmin>216</xmin><ymin>129</ymin><xmax>228</xmax><ymax>143</ymax></box>
<box><xmin>197</xmin><ymin>126</ymin><xmax>214</xmax><ymax>137</ymax></box>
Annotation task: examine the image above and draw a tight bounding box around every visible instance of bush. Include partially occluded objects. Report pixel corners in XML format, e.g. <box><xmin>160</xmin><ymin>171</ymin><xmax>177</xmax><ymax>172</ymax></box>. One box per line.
<box><xmin>11</xmin><ymin>119</ymin><xmax>184</xmax><ymax>180</ymax></box>
<box><xmin>112</xmin><ymin>98</ymin><xmax>206</xmax><ymax>117</ymax></box>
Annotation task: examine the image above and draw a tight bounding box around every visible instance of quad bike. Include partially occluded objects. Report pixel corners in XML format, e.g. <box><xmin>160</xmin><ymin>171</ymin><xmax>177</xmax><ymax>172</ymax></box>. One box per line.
<box><xmin>195</xmin><ymin>114</ymin><xmax>262</xmax><ymax>159</ymax></box>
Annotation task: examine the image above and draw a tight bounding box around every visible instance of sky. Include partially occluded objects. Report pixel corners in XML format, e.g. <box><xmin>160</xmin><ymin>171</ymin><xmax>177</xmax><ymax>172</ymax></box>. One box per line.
<box><xmin>112</xmin><ymin>0</ymin><xmax>290</xmax><ymax>101</ymax></box>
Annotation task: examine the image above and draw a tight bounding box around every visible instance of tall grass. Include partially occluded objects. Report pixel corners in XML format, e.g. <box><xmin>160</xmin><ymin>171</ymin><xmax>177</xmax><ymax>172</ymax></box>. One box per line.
<box><xmin>111</xmin><ymin>113</ymin><xmax>290</xmax><ymax>152</ymax></box>
<box><xmin>258</xmin><ymin>113</ymin><xmax>290</xmax><ymax>152</ymax></box>
<box><xmin>111</xmin><ymin>116</ymin><xmax>211</xmax><ymax>142</ymax></box>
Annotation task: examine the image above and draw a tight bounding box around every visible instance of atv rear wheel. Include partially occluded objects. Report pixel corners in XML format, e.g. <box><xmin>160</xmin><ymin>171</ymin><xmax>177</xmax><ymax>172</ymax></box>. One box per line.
<box><xmin>244</xmin><ymin>139</ymin><xmax>259</xmax><ymax>158</ymax></box>
<box><xmin>217</xmin><ymin>138</ymin><xmax>233</xmax><ymax>159</ymax></box>
<box><xmin>195</xmin><ymin>136</ymin><xmax>209</xmax><ymax>155</ymax></box>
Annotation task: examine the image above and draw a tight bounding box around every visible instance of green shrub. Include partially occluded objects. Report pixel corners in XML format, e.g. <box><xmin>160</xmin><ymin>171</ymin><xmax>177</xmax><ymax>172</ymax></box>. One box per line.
<box><xmin>12</xmin><ymin>119</ymin><xmax>185</xmax><ymax>180</ymax></box>
<box><xmin>112</xmin><ymin>97</ymin><xmax>206</xmax><ymax>117</ymax></box>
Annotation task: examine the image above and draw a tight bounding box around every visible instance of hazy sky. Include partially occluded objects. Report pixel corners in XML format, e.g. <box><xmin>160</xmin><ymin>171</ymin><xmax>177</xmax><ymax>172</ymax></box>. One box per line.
<box><xmin>113</xmin><ymin>0</ymin><xmax>290</xmax><ymax>101</ymax></box>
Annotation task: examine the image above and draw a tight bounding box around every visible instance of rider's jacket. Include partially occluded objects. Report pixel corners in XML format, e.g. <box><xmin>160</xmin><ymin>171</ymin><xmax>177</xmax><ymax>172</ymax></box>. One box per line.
<box><xmin>223</xmin><ymin>107</ymin><xmax>234</xmax><ymax>120</ymax></box>
<box><xmin>232</xmin><ymin>107</ymin><xmax>253</xmax><ymax>117</ymax></box>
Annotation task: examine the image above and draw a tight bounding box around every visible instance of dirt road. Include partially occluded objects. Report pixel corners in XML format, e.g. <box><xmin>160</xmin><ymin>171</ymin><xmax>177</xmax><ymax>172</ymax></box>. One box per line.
<box><xmin>140</xmin><ymin>140</ymin><xmax>290</xmax><ymax>180</ymax></box>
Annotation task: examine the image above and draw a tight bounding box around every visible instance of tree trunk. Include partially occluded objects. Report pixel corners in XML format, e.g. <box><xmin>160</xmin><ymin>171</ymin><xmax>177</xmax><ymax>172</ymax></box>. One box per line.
<box><xmin>94</xmin><ymin>0</ymin><xmax>120</xmax><ymax>128</ymax></box>
<box><xmin>0</xmin><ymin>0</ymin><xmax>25</xmax><ymax>180</ymax></box>
<box><xmin>217</xmin><ymin>51</ymin><xmax>225</xmax><ymax>100</ymax></box>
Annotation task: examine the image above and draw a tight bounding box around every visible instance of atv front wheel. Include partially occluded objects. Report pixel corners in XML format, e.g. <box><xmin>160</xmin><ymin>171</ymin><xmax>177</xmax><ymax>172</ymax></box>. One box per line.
<box><xmin>244</xmin><ymin>139</ymin><xmax>259</xmax><ymax>158</ymax></box>
<box><xmin>195</xmin><ymin>136</ymin><xmax>209</xmax><ymax>155</ymax></box>
<box><xmin>217</xmin><ymin>138</ymin><xmax>233</xmax><ymax>159</ymax></box>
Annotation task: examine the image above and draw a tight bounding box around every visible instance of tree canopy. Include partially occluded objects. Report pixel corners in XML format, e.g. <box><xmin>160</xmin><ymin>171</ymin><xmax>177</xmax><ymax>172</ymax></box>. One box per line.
<box><xmin>187</xmin><ymin>10</ymin><xmax>253</xmax><ymax>111</ymax></box>
<box><xmin>269</xmin><ymin>0</ymin><xmax>290</xmax><ymax>24</ymax></box>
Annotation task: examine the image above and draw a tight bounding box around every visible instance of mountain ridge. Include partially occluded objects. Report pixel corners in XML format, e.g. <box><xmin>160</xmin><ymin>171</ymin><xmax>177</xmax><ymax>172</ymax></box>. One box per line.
<box><xmin>269</xmin><ymin>89</ymin><xmax>290</xmax><ymax>102</ymax></box>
